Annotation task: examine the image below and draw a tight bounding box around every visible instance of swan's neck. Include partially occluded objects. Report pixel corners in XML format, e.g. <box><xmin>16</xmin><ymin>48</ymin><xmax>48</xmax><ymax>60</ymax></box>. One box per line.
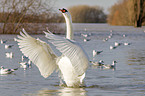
<box><xmin>63</xmin><ymin>13</ymin><xmax>73</xmax><ymax>40</ymax></box>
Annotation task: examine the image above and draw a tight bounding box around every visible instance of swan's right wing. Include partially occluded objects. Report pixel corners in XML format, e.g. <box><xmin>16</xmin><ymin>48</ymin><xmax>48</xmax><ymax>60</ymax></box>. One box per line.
<box><xmin>44</xmin><ymin>31</ymin><xmax>89</xmax><ymax>76</ymax></box>
<box><xmin>17</xmin><ymin>29</ymin><xmax>57</xmax><ymax>78</ymax></box>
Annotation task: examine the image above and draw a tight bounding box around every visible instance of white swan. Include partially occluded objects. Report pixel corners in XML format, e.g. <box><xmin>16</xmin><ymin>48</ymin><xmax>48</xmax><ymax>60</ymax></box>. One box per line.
<box><xmin>16</xmin><ymin>8</ymin><xmax>89</xmax><ymax>87</ymax></box>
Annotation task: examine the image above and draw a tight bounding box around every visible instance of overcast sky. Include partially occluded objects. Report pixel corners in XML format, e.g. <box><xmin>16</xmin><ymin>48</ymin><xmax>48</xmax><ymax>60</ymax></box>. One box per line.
<box><xmin>54</xmin><ymin>0</ymin><xmax>118</xmax><ymax>14</ymax></box>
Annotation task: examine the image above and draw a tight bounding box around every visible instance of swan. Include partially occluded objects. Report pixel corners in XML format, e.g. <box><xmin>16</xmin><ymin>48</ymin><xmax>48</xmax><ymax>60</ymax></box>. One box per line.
<box><xmin>16</xmin><ymin>8</ymin><xmax>89</xmax><ymax>87</ymax></box>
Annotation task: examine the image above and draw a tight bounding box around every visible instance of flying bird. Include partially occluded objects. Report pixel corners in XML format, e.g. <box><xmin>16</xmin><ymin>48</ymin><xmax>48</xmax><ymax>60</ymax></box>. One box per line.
<box><xmin>16</xmin><ymin>8</ymin><xmax>89</xmax><ymax>87</ymax></box>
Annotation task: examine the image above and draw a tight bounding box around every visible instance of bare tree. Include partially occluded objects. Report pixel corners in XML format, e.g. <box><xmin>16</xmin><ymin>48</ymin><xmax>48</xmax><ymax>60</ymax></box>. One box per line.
<box><xmin>0</xmin><ymin>0</ymin><xmax>55</xmax><ymax>34</ymax></box>
<box><xmin>134</xmin><ymin>0</ymin><xmax>145</xmax><ymax>27</ymax></box>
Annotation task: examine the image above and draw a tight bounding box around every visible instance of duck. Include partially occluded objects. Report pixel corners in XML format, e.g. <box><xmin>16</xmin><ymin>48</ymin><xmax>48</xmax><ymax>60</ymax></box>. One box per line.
<box><xmin>16</xmin><ymin>8</ymin><xmax>89</xmax><ymax>87</ymax></box>
<box><xmin>0</xmin><ymin>66</ymin><xmax>18</xmax><ymax>74</ymax></box>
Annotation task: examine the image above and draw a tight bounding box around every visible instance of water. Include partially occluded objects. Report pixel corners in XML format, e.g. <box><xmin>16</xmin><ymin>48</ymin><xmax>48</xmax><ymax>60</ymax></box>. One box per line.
<box><xmin>0</xmin><ymin>24</ymin><xmax>145</xmax><ymax>96</ymax></box>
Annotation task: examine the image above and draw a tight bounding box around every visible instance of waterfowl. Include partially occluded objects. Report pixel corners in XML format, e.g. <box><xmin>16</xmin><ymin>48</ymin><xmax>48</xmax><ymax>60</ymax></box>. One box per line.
<box><xmin>5</xmin><ymin>44</ymin><xmax>14</xmax><ymax>49</ymax></box>
<box><xmin>0</xmin><ymin>66</ymin><xmax>18</xmax><ymax>74</ymax></box>
<box><xmin>102</xmin><ymin>61</ymin><xmax>117</xmax><ymax>69</ymax></box>
<box><xmin>5</xmin><ymin>52</ymin><xmax>13</xmax><ymax>58</ymax></box>
<box><xmin>16</xmin><ymin>8</ymin><xmax>89</xmax><ymax>87</ymax></box>
<box><xmin>90</xmin><ymin>60</ymin><xmax>104</xmax><ymax>66</ymax></box>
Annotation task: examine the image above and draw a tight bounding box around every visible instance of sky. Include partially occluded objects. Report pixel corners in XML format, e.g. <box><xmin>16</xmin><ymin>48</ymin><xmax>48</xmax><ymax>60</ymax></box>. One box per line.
<box><xmin>54</xmin><ymin>0</ymin><xmax>118</xmax><ymax>14</ymax></box>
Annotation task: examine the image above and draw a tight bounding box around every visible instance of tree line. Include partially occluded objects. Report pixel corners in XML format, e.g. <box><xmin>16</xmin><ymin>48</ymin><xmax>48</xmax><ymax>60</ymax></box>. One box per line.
<box><xmin>108</xmin><ymin>0</ymin><xmax>145</xmax><ymax>27</ymax></box>
<box><xmin>0</xmin><ymin>0</ymin><xmax>107</xmax><ymax>34</ymax></box>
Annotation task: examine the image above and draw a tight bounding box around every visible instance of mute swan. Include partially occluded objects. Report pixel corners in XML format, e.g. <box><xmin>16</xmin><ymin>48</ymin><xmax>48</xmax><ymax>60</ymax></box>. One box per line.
<box><xmin>16</xmin><ymin>8</ymin><xmax>89</xmax><ymax>87</ymax></box>
<box><xmin>0</xmin><ymin>66</ymin><xmax>18</xmax><ymax>74</ymax></box>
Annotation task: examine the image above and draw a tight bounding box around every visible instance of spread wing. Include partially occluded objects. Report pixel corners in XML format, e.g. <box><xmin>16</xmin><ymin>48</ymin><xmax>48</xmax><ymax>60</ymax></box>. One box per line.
<box><xmin>17</xmin><ymin>29</ymin><xmax>57</xmax><ymax>78</ymax></box>
<box><xmin>44</xmin><ymin>31</ymin><xmax>89</xmax><ymax>76</ymax></box>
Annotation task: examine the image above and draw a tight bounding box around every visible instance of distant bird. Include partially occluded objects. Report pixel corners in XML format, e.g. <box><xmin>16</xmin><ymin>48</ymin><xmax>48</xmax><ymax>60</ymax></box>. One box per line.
<box><xmin>14</xmin><ymin>38</ymin><xmax>17</xmax><ymax>41</ymax></box>
<box><xmin>83</xmin><ymin>38</ymin><xmax>91</xmax><ymax>42</ymax></box>
<box><xmin>124</xmin><ymin>42</ymin><xmax>131</xmax><ymax>46</ymax></box>
<box><xmin>110</xmin><ymin>46</ymin><xmax>116</xmax><ymax>50</ymax></box>
<box><xmin>90</xmin><ymin>60</ymin><xmax>104</xmax><ymax>66</ymax></box>
<box><xmin>5</xmin><ymin>44</ymin><xmax>14</xmax><ymax>49</ymax></box>
<box><xmin>122</xmin><ymin>34</ymin><xmax>126</xmax><ymax>37</ymax></box>
<box><xmin>115</xmin><ymin>41</ymin><xmax>121</xmax><ymax>47</ymax></box>
<box><xmin>81</xmin><ymin>34</ymin><xmax>88</xmax><ymax>38</ymax></box>
<box><xmin>16</xmin><ymin>8</ymin><xmax>89</xmax><ymax>87</ymax></box>
<box><xmin>102</xmin><ymin>61</ymin><xmax>117</xmax><ymax>69</ymax></box>
<box><xmin>108</xmin><ymin>35</ymin><xmax>112</xmax><ymax>39</ymax></box>
<box><xmin>0</xmin><ymin>66</ymin><xmax>18</xmax><ymax>74</ymax></box>
<box><xmin>0</xmin><ymin>39</ymin><xmax>7</xmax><ymax>44</ymax></box>
<box><xmin>5</xmin><ymin>52</ymin><xmax>13</xmax><ymax>58</ymax></box>
<box><xmin>19</xmin><ymin>60</ymin><xmax>32</xmax><ymax>70</ymax></box>
<box><xmin>93</xmin><ymin>50</ymin><xmax>103</xmax><ymax>57</ymax></box>
<box><xmin>21</xmin><ymin>55</ymin><xmax>29</xmax><ymax>61</ymax></box>
<box><xmin>103</xmin><ymin>38</ymin><xmax>108</xmax><ymax>42</ymax></box>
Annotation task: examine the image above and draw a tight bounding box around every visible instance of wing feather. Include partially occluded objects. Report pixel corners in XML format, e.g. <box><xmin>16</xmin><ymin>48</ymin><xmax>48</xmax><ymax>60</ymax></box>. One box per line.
<box><xmin>44</xmin><ymin>31</ymin><xmax>89</xmax><ymax>76</ymax></box>
<box><xmin>17</xmin><ymin>29</ymin><xmax>57</xmax><ymax>78</ymax></box>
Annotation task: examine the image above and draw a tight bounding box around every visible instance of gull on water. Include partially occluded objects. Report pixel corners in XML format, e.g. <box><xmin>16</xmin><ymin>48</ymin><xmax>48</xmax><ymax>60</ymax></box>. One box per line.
<box><xmin>102</xmin><ymin>61</ymin><xmax>117</xmax><ymax>69</ymax></box>
<box><xmin>93</xmin><ymin>50</ymin><xmax>103</xmax><ymax>57</ymax></box>
<box><xmin>0</xmin><ymin>39</ymin><xmax>7</xmax><ymax>44</ymax></box>
<box><xmin>5</xmin><ymin>44</ymin><xmax>14</xmax><ymax>49</ymax></box>
<box><xmin>90</xmin><ymin>60</ymin><xmax>104</xmax><ymax>66</ymax></box>
<box><xmin>110</xmin><ymin>46</ymin><xmax>116</xmax><ymax>50</ymax></box>
<box><xmin>5</xmin><ymin>52</ymin><xmax>13</xmax><ymax>58</ymax></box>
<box><xmin>0</xmin><ymin>66</ymin><xmax>18</xmax><ymax>75</ymax></box>
<box><xmin>115</xmin><ymin>41</ymin><xmax>121</xmax><ymax>47</ymax></box>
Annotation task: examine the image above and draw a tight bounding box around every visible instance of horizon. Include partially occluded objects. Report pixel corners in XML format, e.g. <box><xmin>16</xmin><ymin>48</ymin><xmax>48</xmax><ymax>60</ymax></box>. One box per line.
<box><xmin>54</xmin><ymin>0</ymin><xmax>118</xmax><ymax>14</ymax></box>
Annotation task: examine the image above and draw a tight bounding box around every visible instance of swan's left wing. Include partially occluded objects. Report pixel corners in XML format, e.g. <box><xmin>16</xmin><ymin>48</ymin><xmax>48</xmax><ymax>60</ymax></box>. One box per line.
<box><xmin>16</xmin><ymin>29</ymin><xmax>57</xmax><ymax>78</ymax></box>
<box><xmin>44</xmin><ymin>31</ymin><xmax>89</xmax><ymax>76</ymax></box>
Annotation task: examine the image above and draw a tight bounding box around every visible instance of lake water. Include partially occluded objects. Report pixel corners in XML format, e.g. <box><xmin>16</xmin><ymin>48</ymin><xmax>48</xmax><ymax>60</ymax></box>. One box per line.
<box><xmin>0</xmin><ymin>23</ymin><xmax>145</xmax><ymax>96</ymax></box>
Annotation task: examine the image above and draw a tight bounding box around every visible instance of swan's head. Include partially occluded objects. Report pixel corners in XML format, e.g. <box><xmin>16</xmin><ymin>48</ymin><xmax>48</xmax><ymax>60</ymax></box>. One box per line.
<box><xmin>59</xmin><ymin>8</ymin><xmax>71</xmax><ymax>20</ymax></box>
<box><xmin>59</xmin><ymin>8</ymin><xmax>68</xmax><ymax>13</ymax></box>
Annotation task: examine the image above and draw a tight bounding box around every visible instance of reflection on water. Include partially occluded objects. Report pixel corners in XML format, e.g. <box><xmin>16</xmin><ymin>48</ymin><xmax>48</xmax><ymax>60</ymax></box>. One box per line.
<box><xmin>37</xmin><ymin>87</ymin><xmax>86</xmax><ymax>96</ymax></box>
